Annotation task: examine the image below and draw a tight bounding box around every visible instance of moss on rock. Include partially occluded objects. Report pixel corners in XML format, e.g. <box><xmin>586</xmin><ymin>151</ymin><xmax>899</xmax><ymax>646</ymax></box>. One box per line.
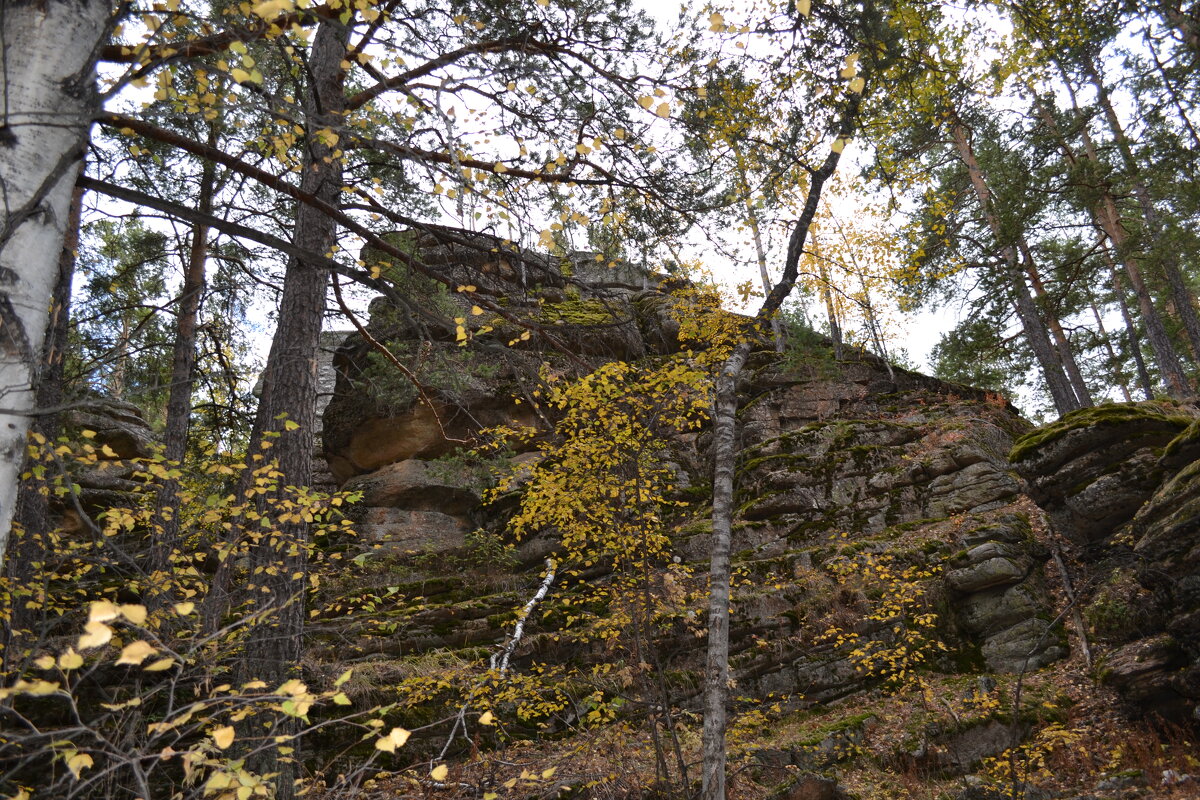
<box><xmin>1009</xmin><ymin>402</ymin><xmax>1193</xmax><ymax>463</ymax></box>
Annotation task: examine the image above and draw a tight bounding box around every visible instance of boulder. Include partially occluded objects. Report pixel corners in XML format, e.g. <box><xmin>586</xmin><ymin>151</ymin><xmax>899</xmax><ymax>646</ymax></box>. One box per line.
<box><xmin>344</xmin><ymin>458</ymin><xmax>483</xmax><ymax>515</ymax></box>
<box><xmin>1011</xmin><ymin>402</ymin><xmax>1196</xmax><ymax>542</ymax></box>
<box><xmin>65</xmin><ymin>397</ymin><xmax>156</xmax><ymax>459</ymax></box>
<box><xmin>355</xmin><ymin>507</ymin><xmax>472</xmax><ymax>554</ymax></box>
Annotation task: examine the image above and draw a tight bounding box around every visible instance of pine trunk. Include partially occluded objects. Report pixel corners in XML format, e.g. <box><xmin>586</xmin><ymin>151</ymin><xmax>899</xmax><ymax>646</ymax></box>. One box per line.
<box><xmin>1028</xmin><ymin>93</ymin><xmax>1190</xmax><ymax>398</ymax></box>
<box><xmin>950</xmin><ymin>123</ymin><xmax>1080</xmax><ymax>415</ymax></box>
<box><xmin>1019</xmin><ymin>240</ymin><xmax>1093</xmax><ymax>406</ymax></box>
<box><xmin>1080</xmin><ymin>57</ymin><xmax>1200</xmax><ymax>369</ymax></box>
<box><xmin>236</xmin><ymin>17</ymin><xmax>347</xmax><ymax>683</ymax></box>
<box><xmin>1087</xmin><ymin>300</ymin><xmax>1133</xmax><ymax>403</ymax></box>
<box><xmin>148</xmin><ymin>128</ymin><xmax>218</xmax><ymax>605</ymax></box>
<box><xmin>1105</xmin><ymin>248</ymin><xmax>1157</xmax><ymax>400</ymax></box>
<box><xmin>0</xmin><ymin>0</ymin><xmax>111</xmax><ymax>571</ymax></box>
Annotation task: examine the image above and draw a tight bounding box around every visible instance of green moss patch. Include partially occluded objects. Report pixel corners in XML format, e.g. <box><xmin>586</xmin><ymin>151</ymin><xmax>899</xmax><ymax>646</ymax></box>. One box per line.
<box><xmin>1009</xmin><ymin>402</ymin><xmax>1193</xmax><ymax>463</ymax></box>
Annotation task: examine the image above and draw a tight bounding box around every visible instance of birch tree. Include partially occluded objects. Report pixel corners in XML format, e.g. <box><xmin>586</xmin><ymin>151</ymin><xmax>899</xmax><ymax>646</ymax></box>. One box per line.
<box><xmin>0</xmin><ymin>0</ymin><xmax>114</xmax><ymax>568</ymax></box>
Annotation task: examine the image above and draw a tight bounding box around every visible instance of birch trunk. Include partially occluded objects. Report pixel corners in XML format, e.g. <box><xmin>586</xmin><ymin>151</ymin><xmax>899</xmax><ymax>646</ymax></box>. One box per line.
<box><xmin>702</xmin><ymin>93</ymin><xmax>860</xmax><ymax>800</ymax></box>
<box><xmin>4</xmin><ymin>185</ymin><xmax>82</xmax><ymax>660</ymax></box>
<box><xmin>949</xmin><ymin>123</ymin><xmax>1080</xmax><ymax>415</ymax></box>
<box><xmin>0</xmin><ymin>0</ymin><xmax>111</xmax><ymax>569</ymax></box>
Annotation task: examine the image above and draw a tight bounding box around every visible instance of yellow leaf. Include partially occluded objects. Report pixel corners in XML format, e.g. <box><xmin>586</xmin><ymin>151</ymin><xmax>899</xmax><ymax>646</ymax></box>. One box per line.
<box><xmin>334</xmin><ymin>668</ymin><xmax>353</xmax><ymax>687</ymax></box>
<box><xmin>231</xmin><ymin>68</ymin><xmax>253</xmax><ymax>84</ymax></box>
<box><xmin>116</xmin><ymin>640</ymin><xmax>156</xmax><ymax>666</ymax></box>
<box><xmin>120</xmin><ymin>604</ymin><xmax>147</xmax><ymax>625</ymax></box>
<box><xmin>332</xmin><ymin>692</ymin><xmax>351</xmax><ymax>705</ymax></box>
<box><xmin>849</xmin><ymin>77</ymin><xmax>865</xmax><ymax>93</ymax></box>
<box><xmin>174</xmin><ymin>601</ymin><xmax>195</xmax><ymax>616</ymax></box>
<box><xmin>88</xmin><ymin>600</ymin><xmax>120</xmax><ymax>623</ymax></box>
<box><xmin>470</xmin><ymin>306</ymin><xmax>484</xmax><ymax>316</ymax></box>
<box><xmin>34</xmin><ymin>655</ymin><xmax>56</xmax><ymax>670</ymax></box>
<box><xmin>797</xmin><ymin>0</ymin><xmax>811</xmax><ymax>17</ymax></box>
<box><xmin>478</xmin><ymin>710</ymin><xmax>494</xmax><ymax>725</ymax></box>
<box><xmin>655</xmin><ymin>103</ymin><xmax>670</xmax><ymax>118</ymax></box>
<box><xmin>204</xmin><ymin>772</ymin><xmax>234</xmax><ymax>792</ymax></box>
<box><xmin>58</xmin><ymin>650</ymin><xmax>84</xmax><ymax>670</ymax></box>
<box><xmin>708</xmin><ymin>12</ymin><xmax>724</xmax><ymax>30</ymax></box>
<box><xmin>212</xmin><ymin>725</ymin><xmax>235</xmax><ymax>749</ymax></box>
<box><xmin>252</xmin><ymin>0</ymin><xmax>293</xmax><ymax>18</ymax></box>
<box><xmin>67</xmin><ymin>752</ymin><xmax>93</xmax><ymax>780</ymax></box>
<box><xmin>0</xmin><ymin>679</ymin><xmax>60</xmax><ymax>698</ymax></box>
<box><xmin>375</xmin><ymin>727</ymin><xmax>410</xmax><ymax>753</ymax></box>
<box><xmin>431</xmin><ymin>764</ymin><xmax>448</xmax><ymax>781</ymax></box>
<box><xmin>78</xmin><ymin>621</ymin><xmax>112</xmax><ymax>651</ymax></box>
<box><xmin>542</xmin><ymin>767</ymin><xmax>556</xmax><ymax>779</ymax></box>
<box><xmin>144</xmin><ymin>658</ymin><xmax>176</xmax><ymax>672</ymax></box>
<box><xmin>637</xmin><ymin>96</ymin><xmax>654</xmax><ymax>109</ymax></box>
<box><xmin>536</xmin><ymin>0</ymin><xmax>549</xmax><ymax>5</ymax></box>
<box><xmin>81</xmin><ymin>430</ymin><xmax>97</xmax><ymax>439</ymax></box>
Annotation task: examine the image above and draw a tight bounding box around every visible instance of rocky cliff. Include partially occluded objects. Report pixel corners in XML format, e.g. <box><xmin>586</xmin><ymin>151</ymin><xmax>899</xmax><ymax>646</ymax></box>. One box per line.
<box><xmin>305</xmin><ymin>233</ymin><xmax>1199</xmax><ymax>799</ymax></box>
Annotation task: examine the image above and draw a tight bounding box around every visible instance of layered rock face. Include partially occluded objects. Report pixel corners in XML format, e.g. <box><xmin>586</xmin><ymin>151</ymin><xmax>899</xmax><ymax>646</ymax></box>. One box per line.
<box><xmin>321</xmin><ymin>228</ymin><xmax>683</xmax><ymax>483</ymax></box>
<box><xmin>312</xmin><ymin>231</ymin><xmax>1200</xmax><ymax>794</ymax></box>
<box><xmin>319</xmin><ymin>233</ymin><xmax>1066</xmax><ymax>697</ymax></box>
<box><xmin>709</xmin><ymin>356</ymin><xmax>1065</xmax><ymax>699</ymax></box>
<box><xmin>1012</xmin><ymin>403</ymin><xmax>1200</xmax><ymax>721</ymax></box>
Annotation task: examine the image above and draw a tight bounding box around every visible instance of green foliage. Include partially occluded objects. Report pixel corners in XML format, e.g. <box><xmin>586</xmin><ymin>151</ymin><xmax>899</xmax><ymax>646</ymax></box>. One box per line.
<box><xmin>779</xmin><ymin>307</ymin><xmax>841</xmax><ymax>377</ymax></box>
<box><xmin>356</xmin><ymin>341</ymin><xmax>501</xmax><ymax>416</ymax></box>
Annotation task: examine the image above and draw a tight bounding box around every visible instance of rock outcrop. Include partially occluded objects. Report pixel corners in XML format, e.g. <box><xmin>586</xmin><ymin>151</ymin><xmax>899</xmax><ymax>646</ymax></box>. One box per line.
<box><xmin>319</xmin><ymin>245</ymin><xmax>1066</xmax><ymax>694</ymax></box>
<box><xmin>306</xmin><ymin>230</ymin><xmax>1200</xmax><ymax>797</ymax></box>
<box><xmin>1012</xmin><ymin>402</ymin><xmax>1200</xmax><ymax>721</ymax></box>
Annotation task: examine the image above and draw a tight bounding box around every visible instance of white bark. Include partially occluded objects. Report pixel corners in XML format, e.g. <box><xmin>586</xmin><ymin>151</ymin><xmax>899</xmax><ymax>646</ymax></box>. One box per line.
<box><xmin>0</xmin><ymin>0</ymin><xmax>110</xmax><ymax>566</ymax></box>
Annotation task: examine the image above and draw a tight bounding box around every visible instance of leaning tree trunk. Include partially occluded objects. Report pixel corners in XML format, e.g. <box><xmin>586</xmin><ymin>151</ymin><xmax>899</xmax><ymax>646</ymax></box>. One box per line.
<box><xmin>1028</xmin><ymin>93</ymin><xmax>1191</xmax><ymax>398</ymax></box>
<box><xmin>1018</xmin><ymin>240</ymin><xmax>1093</xmax><ymax>406</ymax></box>
<box><xmin>0</xmin><ymin>0</ymin><xmax>111</xmax><ymax>570</ymax></box>
<box><xmin>702</xmin><ymin>92</ymin><xmax>861</xmax><ymax>800</ymax></box>
<box><xmin>1076</xmin><ymin>58</ymin><xmax>1200</xmax><ymax>367</ymax></box>
<box><xmin>950</xmin><ymin>123</ymin><xmax>1081</xmax><ymax>415</ymax></box>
